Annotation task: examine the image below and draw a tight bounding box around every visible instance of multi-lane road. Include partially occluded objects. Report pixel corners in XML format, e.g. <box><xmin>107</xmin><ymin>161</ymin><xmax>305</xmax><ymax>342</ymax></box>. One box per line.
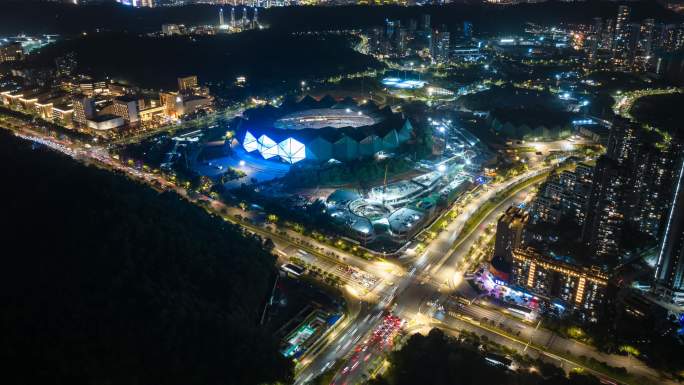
<box><xmin>1</xmin><ymin>114</ymin><xmax>675</xmax><ymax>385</ymax></box>
<box><xmin>293</xmin><ymin>170</ymin><xmax>549</xmax><ymax>385</ymax></box>
<box><xmin>296</xmin><ymin>166</ymin><xmax>676</xmax><ymax>385</ymax></box>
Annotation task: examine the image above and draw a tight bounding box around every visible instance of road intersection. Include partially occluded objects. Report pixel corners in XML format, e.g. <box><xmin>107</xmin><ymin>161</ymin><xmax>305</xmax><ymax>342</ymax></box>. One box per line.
<box><xmin>0</xmin><ymin>116</ymin><xmax>675</xmax><ymax>385</ymax></box>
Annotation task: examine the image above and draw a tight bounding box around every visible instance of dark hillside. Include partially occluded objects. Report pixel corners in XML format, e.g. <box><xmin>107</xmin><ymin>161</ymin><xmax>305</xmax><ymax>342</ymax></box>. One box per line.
<box><xmin>0</xmin><ymin>129</ymin><xmax>293</xmax><ymax>385</ymax></box>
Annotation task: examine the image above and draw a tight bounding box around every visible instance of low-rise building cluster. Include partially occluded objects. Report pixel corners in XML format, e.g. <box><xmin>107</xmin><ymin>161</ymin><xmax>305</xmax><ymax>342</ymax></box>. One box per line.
<box><xmin>1</xmin><ymin>73</ymin><xmax>213</xmax><ymax>136</ymax></box>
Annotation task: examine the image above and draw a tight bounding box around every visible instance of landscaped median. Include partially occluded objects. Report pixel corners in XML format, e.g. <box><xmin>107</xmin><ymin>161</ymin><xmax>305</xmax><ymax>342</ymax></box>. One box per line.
<box><xmin>446</xmin><ymin>312</ymin><xmax>664</xmax><ymax>385</ymax></box>
<box><xmin>458</xmin><ymin>171</ymin><xmax>549</xmax><ymax>241</ymax></box>
<box><xmin>439</xmin><ymin>169</ymin><xmax>554</xmax><ymax>266</ymax></box>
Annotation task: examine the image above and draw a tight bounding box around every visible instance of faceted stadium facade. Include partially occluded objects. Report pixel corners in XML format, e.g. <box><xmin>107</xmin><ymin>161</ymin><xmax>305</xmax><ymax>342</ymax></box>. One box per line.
<box><xmin>278</xmin><ymin>138</ymin><xmax>306</xmax><ymax>164</ymax></box>
<box><xmin>242</xmin><ymin>131</ymin><xmax>305</xmax><ymax>164</ymax></box>
<box><xmin>237</xmin><ymin>96</ymin><xmax>413</xmax><ymax>164</ymax></box>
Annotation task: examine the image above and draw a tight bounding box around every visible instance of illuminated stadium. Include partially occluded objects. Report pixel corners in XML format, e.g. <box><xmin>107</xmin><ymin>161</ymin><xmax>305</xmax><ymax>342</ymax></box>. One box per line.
<box><xmin>274</xmin><ymin>108</ymin><xmax>377</xmax><ymax>130</ymax></box>
<box><xmin>236</xmin><ymin>95</ymin><xmax>413</xmax><ymax>164</ymax></box>
<box><xmin>381</xmin><ymin>77</ymin><xmax>426</xmax><ymax>89</ymax></box>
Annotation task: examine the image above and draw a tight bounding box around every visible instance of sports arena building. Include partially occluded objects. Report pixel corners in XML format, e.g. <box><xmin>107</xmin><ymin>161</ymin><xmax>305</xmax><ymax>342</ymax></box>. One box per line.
<box><xmin>236</xmin><ymin>95</ymin><xmax>413</xmax><ymax>164</ymax></box>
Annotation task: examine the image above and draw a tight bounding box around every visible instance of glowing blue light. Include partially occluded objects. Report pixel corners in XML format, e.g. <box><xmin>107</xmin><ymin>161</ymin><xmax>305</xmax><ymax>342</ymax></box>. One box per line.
<box><xmin>243</xmin><ymin>131</ymin><xmax>258</xmax><ymax>152</ymax></box>
<box><xmin>257</xmin><ymin>134</ymin><xmax>278</xmax><ymax>159</ymax></box>
<box><xmin>278</xmin><ymin>138</ymin><xmax>306</xmax><ymax>164</ymax></box>
<box><xmin>381</xmin><ymin>77</ymin><xmax>401</xmax><ymax>86</ymax></box>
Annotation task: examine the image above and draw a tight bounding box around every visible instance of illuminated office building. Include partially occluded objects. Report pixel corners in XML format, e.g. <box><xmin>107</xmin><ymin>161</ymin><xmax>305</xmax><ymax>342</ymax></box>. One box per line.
<box><xmin>626</xmin><ymin>139</ymin><xmax>677</xmax><ymax>237</ymax></box>
<box><xmin>582</xmin><ymin>115</ymin><xmax>681</xmax><ymax>260</ymax></box>
<box><xmin>431</xmin><ymin>28</ymin><xmax>450</xmax><ymax>63</ymax></box>
<box><xmin>582</xmin><ymin>156</ymin><xmax>628</xmax><ymax>260</ymax></box>
<box><xmin>177</xmin><ymin>76</ymin><xmax>199</xmax><ymax>93</ymax></box>
<box><xmin>52</xmin><ymin>104</ymin><xmax>74</xmax><ymax>126</ymax></box>
<box><xmin>587</xmin><ymin>17</ymin><xmax>603</xmax><ymax>60</ymax></box>
<box><xmin>635</xmin><ymin>18</ymin><xmax>655</xmax><ymax>69</ymax></box>
<box><xmin>512</xmin><ymin>248</ymin><xmax>609</xmax><ymax>321</ymax></box>
<box><xmin>112</xmin><ymin>96</ymin><xmax>140</xmax><ymax>124</ymax></box>
<box><xmin>612</xmin><ymin>5</ymin><xmax>632</xmax><ymax>65</ymax></box>
<box><xmin>72</xmin><ymin>96</ymin><xmax>95</xmax><ymax>126</ymax></box>
<box><xmin>607</xmin><ymin>118</ymin><xmax>639</xmax><ymax>166</ymax></box>
<box><xmin>533</xmin><ymin>164</ymin><xmax>594</xmax><ymax>225</ymax></box>
<box><xmin>160</xmin><ymin>92</ymin><xmax>182</xmax><ymax>118</ymax></box>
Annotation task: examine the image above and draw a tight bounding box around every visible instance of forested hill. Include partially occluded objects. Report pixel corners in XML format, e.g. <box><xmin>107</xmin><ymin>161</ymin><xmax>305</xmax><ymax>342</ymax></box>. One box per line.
<box><xmin>0</xmin><ymin>129</ymin><xmax>293</xmax><ymax>385</ymax></box>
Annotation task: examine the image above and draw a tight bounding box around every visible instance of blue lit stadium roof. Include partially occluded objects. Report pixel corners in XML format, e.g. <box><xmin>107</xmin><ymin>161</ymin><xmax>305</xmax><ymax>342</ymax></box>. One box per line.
<box><xmin>236</xmin><ymin>95</ymin><xmax>412</xmax><ymax>164</ymax></box>
<box><xmin>382</xmin><ymin>77</ymin><xmax>426</xmax><ymax>89</ymax></box>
